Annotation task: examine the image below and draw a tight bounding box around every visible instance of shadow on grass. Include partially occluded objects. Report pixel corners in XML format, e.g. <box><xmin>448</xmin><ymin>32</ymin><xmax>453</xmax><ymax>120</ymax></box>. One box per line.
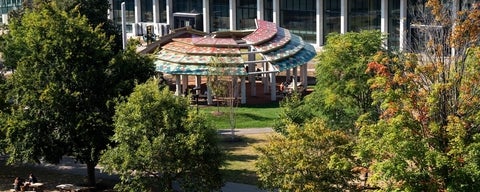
<box><xmin>236</xmin><ymin>112</ymin><xmax>276</xmax><ymax>122</ymax></box>
<box><xmin>221</xmin><ymin>169</ymin><xmax>260</xmax><ymax>186</ymax></box>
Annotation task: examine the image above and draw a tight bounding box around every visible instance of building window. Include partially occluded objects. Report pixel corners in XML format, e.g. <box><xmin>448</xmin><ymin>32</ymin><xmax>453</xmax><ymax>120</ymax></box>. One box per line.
<box><xmin>173</xmin><ymin>0</ymin><xmax>202</xmax><ymax>13</ymax></box>
<box><xmin>388</xmin><ymin>0</ymin><xmax>400</xmax><ymax>50</ymax></box>
<box><xmin>159</xmin><ymin>0</ymin><xmax>167</xmax><ymax>23</ymax></box>
<box><xmin>323</xmin><ymin>0</ymin><xmax>341</xmax><ymax>44</ymax></box>
<box><xmin>112</xmin><ymin>0</ymin><xmax>135</xmax><ymax>33</ymax></box>
<box><xmin>264</xmin><ymin>0</ymin><xmax>273</xmax><ymax>22</ymax></box>
<box><xmin>347</xmin><ymin>0</ymin><xmax>381</xmax><ymax>32</ymax></box>
<box><xmin>141</xmin><ymin>0</ymin><xmax>153</xmax><ymax>22</ymax></box>
<box><xmin>237</xmin><ymin>0</ymin><xmax>256</xmax><ymax>30</ymax></box>
<box><xmin>279</xmin><ymin>0</ymin><xmax>316</xmax><ymax>43</ymax></box>
<box><xmin>210</xmin><ymin>0</ymin><xmax>229</xmax><ymax>32</ymax></box>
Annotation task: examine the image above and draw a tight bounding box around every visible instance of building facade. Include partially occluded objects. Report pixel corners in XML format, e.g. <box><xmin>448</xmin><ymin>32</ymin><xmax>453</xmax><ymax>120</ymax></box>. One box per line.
<box><xmin>1</xmin><ymin>0</ymin><xmax>478</xmax><ymax>49</ymax></box>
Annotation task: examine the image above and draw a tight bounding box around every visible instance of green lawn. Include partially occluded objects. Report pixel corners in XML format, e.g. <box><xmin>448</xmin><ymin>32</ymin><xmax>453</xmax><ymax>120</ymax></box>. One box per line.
<box><xmin>199</xmin><ymin>102</ymin><xmax>280</xmax><ymax>129</ymax></box>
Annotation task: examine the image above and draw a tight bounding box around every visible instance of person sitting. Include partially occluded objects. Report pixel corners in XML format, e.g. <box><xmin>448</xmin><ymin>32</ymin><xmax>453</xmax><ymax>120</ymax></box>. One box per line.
<box><xmin>13</xmin><ymin>177</ymin><xmax>24</xmax><ymax>192</ymax></box>
<box><xmin>28</xmin><ymin>173</ymin><xmax>37</xmax><ymax>184</ymax></box>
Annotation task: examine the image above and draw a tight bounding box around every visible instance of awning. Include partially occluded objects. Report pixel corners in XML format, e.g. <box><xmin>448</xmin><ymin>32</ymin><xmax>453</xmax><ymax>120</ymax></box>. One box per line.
<box><xmin>272</xmin><ymin>43</ymin><xmax>316</xmax><ymax>72</ymax></box>
<box><xmin>154</xmin><ymin>60</ymin><xmax>247</xmax><ymax>76</ymax></box>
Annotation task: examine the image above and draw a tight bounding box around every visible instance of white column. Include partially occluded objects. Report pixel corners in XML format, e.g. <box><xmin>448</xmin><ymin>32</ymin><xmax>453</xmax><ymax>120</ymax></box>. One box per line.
<box><xmin>399</xmin><ymin>0</ymin><xmax>407</xmax><ymax>51</ymax></box>
<box><xmin>451</xmin><ymin>0</ymin><xmax>459</xmax><ymax>56</ymax></box>
<box><xmin>175</xmin><ymin>75</ymin><xmax>181</xmax><ymax>96</ymax></box>
<box><xmin>270</xmin><ymin>72</ymin><xmax>277</xmax><ymax>101</ymax></box>
<box><xmin>203</xmin><ymin>0</ymin><xmax>210</xmax><ymax>33</ymax></box>
<box><xmin>292</xmin><ymin>67</ymin><xmax>298</xmax><ymax>91</ymax></box>
<box><xmin>133</xmin><ymin>0</ymin><xmax>141</xmax><ymax>36</ymax></box>
<box><xmin>121</xmin><ymin>2</ymin><xmax>127</xmax><ymax>50</ymax></box>
<box><xmin>166</xmin><ymin>0</ymin><xmax>173</xmax><ymax>25</ymax></box>
<box><xmin>230</xmin><ymin>0</ymin><xmax>236</xmax><ymax>30</ymax></box>
<box><xmin>241</xmin><ymin>76</ymin><xmax>246</xmax><ymax>104</ymax></box>
<box><xmin>316</xmin><ymin>0</ymin><xmax>323</xmax><ymax>46</ymax></box>
<box><xmin>257</xmin><ymin>0</ymin><xmax>264</xmax><ymax>20</ymax></box>
<box><xmin>340</xmin><ymin>0</ymin><xmax>347</xmax><ymax>34</ymax></box>
<box><xmin>381</xmin><ymin>0</ymin><xmax>388</xmax><ymax>47</ymax></box>
<box><xmin>153</xmin><ymin>0</ymin><xmax>159</xmax><ymax>23</ymax></box>
<box><xmin>273</xmin><ymin>0</ymin><xmax>280</xmax><ymax>25</ymax></box>
<box><xmin>108</xmin><ymin>0</ymin><xmax>113</xmax><ymax>20</ymax></box>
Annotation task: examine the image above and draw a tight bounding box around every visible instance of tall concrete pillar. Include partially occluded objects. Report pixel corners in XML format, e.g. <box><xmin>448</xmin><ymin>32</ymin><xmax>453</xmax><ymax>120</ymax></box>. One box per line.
<box><xmin>181</xmin><ymin>75</ymin><xmax>188</xmax><ymax>96</ymax></box>
<box><xmin>399</xmin><ymin>0</ymin><xmax>407</xmax><ymax>51</ymax></box>
<box><xmin>230</xmin><ymin>0</ymin><xmax>236</xmax><ymax>30</ymax></box>
<box><xmin>381</xmin><ymin>0</ymin><xmax>388</xmax><ymax>47</ymax></box>
<box><xmin>292</xmin><ymin>67</ymin><xmax>298</xmax><ymax>91</ymax></box>
<box><xmin>316</xmin><ymin>0</ymin><xmax>323</xmax><ymax>46</ymax></box>
<box><xmin>257</xmin><ymin>0</ymin><xmax>264</xmax><ymax>20</ymax></box>
<box><xmin>340</xmin><ymin>0</ymin><xmax>347</xmax><ymax>34</ymax></box>
<box><xmin>153</xmin><ymin>0</ymin><xmax>160</xmax><ymax>23</ymax></box>
<box><xmin>203</xmin><ymin>0</ymin><xmax>210</xmax><ymax>33</ymax></box>
<box><xmin>166</xmin><ymin>0</ymin><xmax>173</xmax><ymax>26</ymax></box>
<box><xmin>108</xmin><ymin>0</ymin><xmax>113</xmax><ymax>20</ymax></box>
<box><xmin>273</xmin><ymin>0</ymin><xmax>280</xmax><ymax>25</ymax></box>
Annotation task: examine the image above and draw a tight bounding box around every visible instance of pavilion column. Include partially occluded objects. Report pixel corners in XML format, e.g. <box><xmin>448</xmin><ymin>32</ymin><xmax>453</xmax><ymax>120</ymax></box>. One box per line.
<box><xmin>207</xmin><ymin>86</ymin><xmax>213</xmax><ymax>105</ymax></box>
<box><xmin>182</xmin><ymin>75</ymin><xmax>188</xmax><ymax>96</ymax></box>
<box><xmin>248</xmin><ymin>48</ymin><xmax>256</xmax><ymax>96</ymax></box>
<box><xmin>175</xmin><ymin>75</ymin><xmax>181</xmax><ymax>96</ymax></box>
<box><xmin>270</xmin><ymin>72</ymin><xmax>277</xmax><ymax>101</ymax></box>
<box><xmin>195</xmin><ymin>75</ymin><xmax>202</xmax><ymax>95</ymax></box>
<box><xmin>263</xmin><ymin>62</ymin><xmax>269</xmax><ymax>93</ymax></box>
<box><xmin>292</xmin><ymin>67</ymin><xmax>298</xmax><ymax>91</ymax></box>
<box><xmin>285</xmin><ymin>69</ymin><xmax>291</xmax><ymax>82</ymax></box>
<box><xmin>233</xmin><ymin>76</ymin><xmax>238</xmax><ymax>98</ymax></box>
<box><xmin>241</xmin><ymin>76</ymin><xmax>246</xmax><ymax>104</ymax></box>
<box><xmin>301</xmin><ymin>64</ymin><xmax>308</xmax><ymax>88</ymax></box>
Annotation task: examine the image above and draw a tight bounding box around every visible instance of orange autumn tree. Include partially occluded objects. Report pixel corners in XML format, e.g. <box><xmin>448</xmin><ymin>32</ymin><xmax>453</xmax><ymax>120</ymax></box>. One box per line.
<box><xmin>357</xmin><ymin>0</ymin><xmax>480</xmax><ymax>191</ymax></box>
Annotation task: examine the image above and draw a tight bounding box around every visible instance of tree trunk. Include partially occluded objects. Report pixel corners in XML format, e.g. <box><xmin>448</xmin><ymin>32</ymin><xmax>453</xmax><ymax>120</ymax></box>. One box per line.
<box><xmin>86</xmin><ymin>161</ymin><xmax>96</xmax><ymax>187</ymax></box>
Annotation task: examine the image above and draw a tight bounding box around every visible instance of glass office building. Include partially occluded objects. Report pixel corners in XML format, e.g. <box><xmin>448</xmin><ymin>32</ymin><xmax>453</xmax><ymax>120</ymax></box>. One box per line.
<box><xmin>104</xmin><ymin>0</ymin><xmax>412</xmax><ymax>48</ymax></box>
<box><xmin>7</xmin><ymin>0</ymin><xmax>475</xmax><ymax>49</ymax></box>
<box><xmin>0</xmin><ymin>0</ymin><xmax>23</xmax><ymax>24</ymax></box>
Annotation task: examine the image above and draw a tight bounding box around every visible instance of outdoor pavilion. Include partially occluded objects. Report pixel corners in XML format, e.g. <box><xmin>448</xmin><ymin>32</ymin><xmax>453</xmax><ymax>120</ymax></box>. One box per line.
<box><xmin>143</xmin><ymin>20</ymin><xmax>316</xmax><ymax>105</ymax></box>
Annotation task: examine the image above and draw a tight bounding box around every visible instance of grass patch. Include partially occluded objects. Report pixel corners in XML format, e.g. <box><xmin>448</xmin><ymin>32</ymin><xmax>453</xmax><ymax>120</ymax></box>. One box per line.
<box><xmin>218</xmin><ymin>133</ymin><xmax>272</xmax><ymax>186</ymax></box>
<box><xmin>201</xmin><ymin>102</ymin><xmax>280</xmax><ymax>129</ymax></box>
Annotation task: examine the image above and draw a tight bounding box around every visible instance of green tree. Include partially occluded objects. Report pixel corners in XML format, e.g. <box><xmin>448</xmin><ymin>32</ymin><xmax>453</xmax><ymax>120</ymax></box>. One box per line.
<box><xmin>273</xmin><ymin>93</ymin><xmax>314</xmax><ymax>135</ymax></box>
<box><xmin>0</xmin><ymin>1</ymin><xmax>153</xmax><ymax>187</ymax></box>
<box><xmin>256</xmin><ymin>118</ymin><xmax>356</xmax><ymax>192</ymax></box>
<box><xmin>307</xmin><ymin>30</ymin><xmax>383</xmax><ymax>131</ymax></box>
<box><xmin>357</xmin><ymin>1</ymin><xmax>480</xmax><ymax>190</ymax></box>
<box><xmin>100</xmin><ymin>79</ymin><xmax>224</xmax><ymax>192</ymax></box>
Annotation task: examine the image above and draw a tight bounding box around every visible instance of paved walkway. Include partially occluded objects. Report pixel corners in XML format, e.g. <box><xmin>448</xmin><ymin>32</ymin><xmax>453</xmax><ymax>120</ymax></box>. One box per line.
<box><xmin>33</xmin><ymin>128</ymin><xmax>273</xmax><ymax>192</ymax></box>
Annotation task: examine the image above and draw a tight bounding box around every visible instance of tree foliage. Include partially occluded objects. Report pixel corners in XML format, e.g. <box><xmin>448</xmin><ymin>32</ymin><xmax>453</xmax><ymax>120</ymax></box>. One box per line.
<box><xmin>273</xmin><ymin>93</ymin><xmax>314</xmax><ymax>135</ymax></box>
<box><xmin>256</xmin><ymin>118</ymin><xmax>356</xmax><ymax>192</ymax></box>
<box><xmin>0</xmin><ymin>1</ymin><xmax>153</xmax><ymax>186</ymax></box>
<box><xmin>100</xmin><ymin>79</ymin><xmax>224</xmax><ymax>192</ymax></box>
<box><xmin>357</xmin><ymin>1</ymin><xmax>480</xmax><ymax>190</ymax></box>
<box><xmin>307</xmin><ymin>30</ymin><xmax>383</xmax><ymax>131</ymax></box>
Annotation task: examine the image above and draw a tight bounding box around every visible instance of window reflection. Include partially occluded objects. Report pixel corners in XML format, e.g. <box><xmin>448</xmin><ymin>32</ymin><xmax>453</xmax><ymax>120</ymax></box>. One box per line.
<box><xmin>264</xmin><ymin>0</ymin><xmax>273</xmax><ymax>22</ymax></box>
<box><xmin>388</xmin><ymin>0</ymin><xmax>400</xmax><ymax>49</ymax></box>
<box><xmin>210</xmin><ymin>0</ymin><xmax>229</xmax><ymax>32</ymax></box>
<box><xmin>237</xmin><ymin>0</ymin><xmax>257</xmax><ymax>30</ymax></box>
<box><xmin>323</xmin><ymin>0</ymin><xmax>341</xmax><ymax>44</ymax></box>
<box><xmin>279</xmin><ymin>0</ymin><xmax>316</xmax><ymax>43</ymax></box>
<box><xmin>347</xmin><ymin>0</ymin><xmax>381</xmax><ymax>32</ymax></box>
<box><xmin>141</xmin><ymin>0</ymin><xmax>153</xmax><ymax>22</ymax></box>
<box><xmin>173</xmin><ymin>0</ymin><xmax>202</xmax><ymax>13</ymax></box>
